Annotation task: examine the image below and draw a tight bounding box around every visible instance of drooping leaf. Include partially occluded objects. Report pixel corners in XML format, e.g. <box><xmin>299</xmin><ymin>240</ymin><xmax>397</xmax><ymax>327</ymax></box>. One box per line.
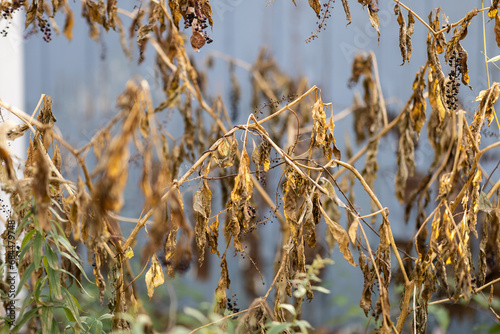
<box><xmin>495</xmin><ymin>14</ymin><xmax>500</xmax><ymax>49</ymax></box>
<box><xmin>394</xmin><ymin>4</ymin><xmax>407</xmax><ymax>65</ymax></box>
<box><xmin>308</xmin><ymin>0</ymin><xmax>321</xmax><ymax>16</ymax></box>
<box><xmin>341</xmin><ymin>0</ymin><xmax>352</xmax><ymax>25</ymax></box>
<box><xmin>145</xmin><ymin>254</ymin><xmax>165</xmax><ymax>298</ymax></box>
<box><xmin>194</xmin><ymin>179</ymin><xmax>212</xmax><ymax>265</ymax></box>
<box><xmin>230</xmin><ymin>147</ymin><xmax>253</xmax><ymax>203</ymax></box>
<box><xmin>214</xmin><ymin>255</ymin><xmax>229</xmax><ymax>314</ymax></box>
<box><xmin>321</xmin><ymin>206</ymin><xmax>356</xmax><ymax>267</ymax></box>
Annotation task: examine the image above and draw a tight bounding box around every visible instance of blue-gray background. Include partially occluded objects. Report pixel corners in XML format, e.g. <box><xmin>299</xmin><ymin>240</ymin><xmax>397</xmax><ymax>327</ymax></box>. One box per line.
<box><xmin>20</xmin><ymin>0</ymin><xmax>500</xmax><ymax>332</ymax></box>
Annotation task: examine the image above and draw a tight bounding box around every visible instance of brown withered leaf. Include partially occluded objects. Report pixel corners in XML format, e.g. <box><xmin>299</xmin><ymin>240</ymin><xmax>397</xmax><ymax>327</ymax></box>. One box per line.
<box><xmin>321</xmin><ymin>205</ymin><xmax>356</xmax><ymax>266</ymax></box>
<box><xmin>308</xmin><ymin>0</ymin><xmax>321</xmax><ymax>16</ymax></box>
<box><xmin>490</xmin><ymin>0</ymin><xmax>500</xmax><ymax>18</ymax></box>
<box><xmin>213</xmin><ymin>135</ymin><xmax>237</xmax><ymax>168</ymax></box>
<box><xmin>164</xmin><ymin>225</ymin><xmax>178</xmax><ymax>278</ymax></box>
<box><xmin>495</xmin><ymin>14</ymin><xmax>500</xmax><ymax>48</ymax></box>
<box><xmin>303</xmin><ymin>196</ymin><xmax>317</xmax><ymax>248</ymax></box>
<box><xmin>348</xmin><ymin>216</ymin><xmax>359</xmax><ymax>244</ymax></box>
<box><xmin>25</xmin><ymin>3</ymin><xmax>37</xmax><ymax>29</ymax></box>
<box><xmin>170</xmin><ymin>189</ymin><xmax>194</xmax><ymax>275</ymax></box>
<box><xmin>394</xmin><ymin>4</ymin><xmax>407</xmax><ymax>65</ymax></box>
<box><xmin>428</xmin><ymin>65</ymin><xmax>447</xmax><ymax>122</ymax></box>
<box><xmin>251</xmin><ymin>139</ymin><xmax>271</xmax><ymax>181</ymax></box>
<box><xmin>194</xmin><ymin>179</ymin><xmax>212</xmax><ymax>265</ymax></box>
<box><xmin>377</xmin><ymin>221</ymin><xmax>391</xmax><ymax>280</ymax></box>
<box><xmin>85</xmin><ymin>0</ymin><xmax>105</xmax><ymax>25</ymax></box>
<box><xmin>145</xmin><ymin>254</ymin><xmax>165</xmax><ymax>298</ymax></box>
<box><xmin>206</xmin><ymin>214</ymin><xmax>220</xmax><ymax>256</ymax></box>
<box><xmin>51</xmin><ymin>143</ymin><xmax>62</xmax><ymax>193</ymax></box>
<box><xmin>478</xmin><ymin>212</ymin><xmax>491</xmax><ymax>286</ymax></box>
<box><xmin>6</xmin><ymin>124</ymin><xmax>29</xmax><ymax>141</ymax></box>
<box><xmin>230</xmin><ymin>147</ymin><xmax>253</xmax><ymax>203</ymax></box>
<box><xmin>214</xmin><ymin>255</ymin><xmax>229</xmax><ymax>315</ymax></box>
<box><xmin>341</xmin><ymin>0</ymin><xmax>351</xmax><ymax>25</ymax></box>
<box><xmin>456</xmin><ymin>43</ymin><xmax>471</xmax><ymax>88</ymax></box>
<box><xmin>358</xmin><ymin>249</ymin><xmax>374</xmax><ymax>316</ymax></box>
<box><xmin>168</xmin><ymin>0</ymin><xmax>182</xmax><ymax>29</ymax></box>
<box><xmin>468</xmin><ymin>170</ymin><xmax>482</xmax><ymax>238</ymax></box>
<box><xmin>479</xmin><ymin>82</ymin><xmax>500</xmax><ymax>128</ymax></box>
<box><xmin>190</xmin><ymin>32</ymin><xmax>206</xmax><ymax>52</ymax></box>
<box><xmin>445</xmin><ymin>10</ymin><xmax>478</xmax><ymax>61</ymax></box>
<box><xmin>395</xmin><ymin>102</ymin><xmax>415</xmax><ymax>203</ymax></box>
<box><xmin>426</xmin><ymin>33</ymin><xmax>445</xmax><ymax>91</ymax></box>
<box><xmin>63</xmin><ymin>6</ymin><xmax>74</xmax><ymax>40</ymax></box>
<box><xmin>311</xmin><ymin>97</ymin><xmax>327</xmax><ymax>147</ymax></box>
<box><xmin>0</xmin><ymin>122</ymin><xmax>19</xmax><ymax>192</ymax></box>
<box><xmin>406</xmin><ymin>11</ymin><xmax>415</xmax><ymax>60</ymax></box>
<box><xmin>410</xmin><ymin>66</ymin><xmax>427</xmax><ymax>135</ymax></box>
<box><xmin>33</xmin><ymin>149</ymin><xmax>51</xmax><ymax>231</ymax></box>
<box><xmin>366</xmin><ymin>2</ymin><xmax>380</xmax><ymax>42</ymax></box>
<box><xmin>201</xmin><ymin>0</ymin><xmax>213</xmax><ymax>27</ymax></box>
<box><xmin>283</xmin><ymin>168</ymin><xmax>300</xmax><ymax>241</ymax></box>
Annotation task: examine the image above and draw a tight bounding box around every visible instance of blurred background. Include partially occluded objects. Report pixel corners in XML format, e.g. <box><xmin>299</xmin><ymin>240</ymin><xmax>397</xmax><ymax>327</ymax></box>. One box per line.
<box><xmin>2</xmin><ymin>0</ymin><xmax>500</xmax><ymax>332</ymax></box>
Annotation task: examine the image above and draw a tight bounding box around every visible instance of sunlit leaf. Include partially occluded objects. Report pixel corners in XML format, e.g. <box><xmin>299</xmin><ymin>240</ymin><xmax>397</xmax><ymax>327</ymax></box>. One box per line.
<box><xmin>145</xmin><ymin>254</ymin><xmax>165</xmax><ymax>298</ymax></box>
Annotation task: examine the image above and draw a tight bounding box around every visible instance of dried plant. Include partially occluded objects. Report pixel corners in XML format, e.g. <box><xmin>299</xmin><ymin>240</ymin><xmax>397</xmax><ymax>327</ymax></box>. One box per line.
<box><xmin>1</xmin><ymin>1</ymin><xmax>500</xmax><ymax>333</ymax></box>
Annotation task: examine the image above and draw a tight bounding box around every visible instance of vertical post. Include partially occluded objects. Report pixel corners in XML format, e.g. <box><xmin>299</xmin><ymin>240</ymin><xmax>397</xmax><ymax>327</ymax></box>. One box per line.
<box><xmin>0</xmin><ymin>5</ymin><xmax>25</xmax><ymax>329</ymax></box>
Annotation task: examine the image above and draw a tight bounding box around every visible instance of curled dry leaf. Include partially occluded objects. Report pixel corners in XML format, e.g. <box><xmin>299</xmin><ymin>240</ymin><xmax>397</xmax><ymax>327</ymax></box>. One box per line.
<box><xmin>230</xmin><ymin>147</ymin><xmax>253</xmax><ymax>203</ymax></box>
<box><xmin>214</xmin><ymin>255</ymin><xmax>229</xmax><ymax>314</ymax></box>
<box><xmin>194</xmin><ymin>178</ymin><xmax>212</xmax><ymax>265</ymax></box>
<box><xmin>33</xmin><ymin>149</ymin><xmax>51</xmax><ymax>231</ymax></box>
<box><xmin>308</xmin><ymin>0</ymin><xmax>321</xmax><ymax>16</ymax></box>
<box><xmin>320</xmin><ymin>205</ymin><xmax>356</xmax><ymax>267</ymax></box>
<box><xmin>394</xmin><ymin>4</ymin><xmax>407</xmax><ymax>65</ymax></box>
<box><xmin>360</xmin><ymin>0</ymin><xmax>380</xmax><ymax>42</ymax></box>
<box><xmin>145</xmin><ymin>254</ymin><xmax>165</xmax><ymax>298</ymax></box>
<box><xmin>341</xmin><ymin>0</ymin><xmax>352</xmax><ymax>25</ymax></box>
<box><xmin>190</xmin><ymin>31</ymin><xmax>206</xmax><ymax>52</ymax></box>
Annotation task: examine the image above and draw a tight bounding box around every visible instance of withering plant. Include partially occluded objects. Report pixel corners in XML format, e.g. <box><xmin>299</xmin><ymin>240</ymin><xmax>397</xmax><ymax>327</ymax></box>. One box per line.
<box><xmin>1</xmin><ymin>0</ymin><xmax>500</xmax><ymax>333</ymax></box>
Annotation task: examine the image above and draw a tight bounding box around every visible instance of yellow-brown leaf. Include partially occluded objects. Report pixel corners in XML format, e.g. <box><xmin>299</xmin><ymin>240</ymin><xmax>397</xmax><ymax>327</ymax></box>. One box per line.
<box><xmin>145</xmin><ymin>254</ymin><xmax>165</xmax><ymax>298</ymax></box>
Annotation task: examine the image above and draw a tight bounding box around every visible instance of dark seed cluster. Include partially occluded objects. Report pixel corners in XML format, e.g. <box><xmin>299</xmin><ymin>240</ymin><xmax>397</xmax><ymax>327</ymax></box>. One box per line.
<box><xmin>1</xmin><ymin>0</ymin><xmax>25</xmax><ymax>37</ymax></box>
<box><xmin>38</xmin><ymin>18</ymin><xmax>52</xmax><ymax>43</ymax></box>
<box><xmin>246</xmin><ymin>205</ymin><xmax>257</xmax><ymax>219</ymax></box>
<box><xmin>226</xmin><ymin>297</ymin><xmax>240</xmax><ymax>315</ymax></box>
<box><xmin>306</xmin><ymin>1</ymin><xmax>334</xmax><ymax>43</ymax></box>
<box><xmin>445</xmin><ymin>50</ymin><xmax>462</xmax><ymax>112</ymax></box>
<box><xmin>184</xmin><ymin>2</ymin><xmax>213</xmax><ymax>46</ymax></box>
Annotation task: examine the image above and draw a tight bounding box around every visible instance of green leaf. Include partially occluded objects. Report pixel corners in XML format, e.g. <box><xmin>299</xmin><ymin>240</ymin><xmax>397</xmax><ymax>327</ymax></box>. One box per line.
<box><xmin>60</xmin><ymin>251</ymin><xmax>93</xmax><ymax>284</ymax></box>
<box><xmin>33</xmin><ymin>231</ymin><xmax>43</xmax><ymax>270</ymax></box>
<box><xmin>41</xmin><ymin>306</ymin><xmax>54</xmax><ymax>333</ymax></box>
<box><xmin>43</xmin><ymin>257</ymin><xmax>62</xmax><ymax>300</ymax></box>
<box><xmin>62</xmin><ymin>287</ymin><xmax>83</xmax><ymax>324</ymax></box>
<box><xmin>33</xmin><ymin>276</ymin><xmax>48</xmax><ymax>301</ymax></box>
<box><xmin>17</xmin><ymin>262</ymin><xmax>35</xmax><ymax>296</ymax></box>
<box><xmin>12</xmin><ymin>306</ymin><xmax>42</xmax><ymax>331</ymax></box>
<box><xmin>266</xmin><ymin>322</ymin><xmax>292</xmax><ymax>334</ymax></box>
<box><xmin>45</xmin><ymin>246</ymin><xmax>59</xmax><ymax>270</ymax></box>
<box><xmin>58</xmin><ymin>268</ymin><xmax>93</xmax><ymax>298</ymax></box>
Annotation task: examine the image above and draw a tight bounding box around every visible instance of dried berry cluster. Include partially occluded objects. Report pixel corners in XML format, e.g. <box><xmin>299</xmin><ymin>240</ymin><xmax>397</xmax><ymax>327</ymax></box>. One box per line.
<box><xmin>227</xmin><ymin>297</ymin><xmax>240</xmax><ymax>314</ymax></box>
<box><xmin>306</xmin><ymin>0</ymin><xmax>334</xmax><ymax>43</ymax></box>
<box><xmin>38</xmin><ymin>18</ymin><xmax>52</xmax><ymax>42</ymax></box>
<box><xmin>1</xmin><ymin>0</ymin><xmax>25</xmax><ymax>37</ymax></box>
<box><xmin>445</xmin><ymin>50</ymin><xmax>462</xmax><ymax>112</ymax></box>
<box><xmin>184</xmin><ymin>1</ymin><xmax>212</xmax><ymax>51</ymax></box>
